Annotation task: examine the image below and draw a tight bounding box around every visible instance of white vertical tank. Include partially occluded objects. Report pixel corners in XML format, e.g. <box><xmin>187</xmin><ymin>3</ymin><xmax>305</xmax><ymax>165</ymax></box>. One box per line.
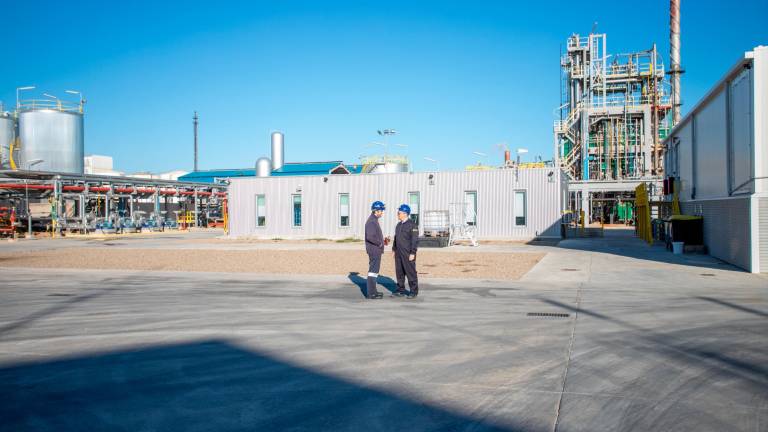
<box><xmin>271</xmin><ymin>131</ymin><xmax>284</xmax><ymax>171</ymax></box>
<box><xmin>256</xmin><ymin>157</ymin><xmax>272</xmax><ymax>177</ymax></box>
<box><xmin>0</xmin><ymin>111</ymin><xmax>14</xmax><ymax>169</ymax></box>
<box><xmin>18</xmin><ymin>99</ymin><xmax>84</xmax><ymax>173</ymax></box>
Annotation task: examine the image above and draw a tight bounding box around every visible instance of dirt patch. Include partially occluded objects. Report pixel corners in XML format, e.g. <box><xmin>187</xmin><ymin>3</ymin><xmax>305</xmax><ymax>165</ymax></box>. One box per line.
<box><xmin>0</xmin><ymin>248</ymin><xmax>545</xmax><ymax>280</ymax></box>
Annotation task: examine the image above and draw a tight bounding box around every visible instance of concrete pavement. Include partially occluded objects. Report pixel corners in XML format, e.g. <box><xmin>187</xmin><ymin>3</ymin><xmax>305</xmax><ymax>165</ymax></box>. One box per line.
<box><xmin>0</xmin><ymin>229</ymin><xmax>766</xmax><ymax>431</ymax></box>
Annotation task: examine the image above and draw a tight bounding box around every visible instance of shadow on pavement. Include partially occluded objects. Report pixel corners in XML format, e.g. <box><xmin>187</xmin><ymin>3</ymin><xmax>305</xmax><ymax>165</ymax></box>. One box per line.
<box><xmin>0</xmin><ymin>288</ymin><xmax>112</xmax><ymax>339</ymax></box>
<box><xmin>348</xmin><ymin>272</ymin><xmax>398</xmax><ymax>298</ymax></box>
<box><xmin>526</xmin><ymin>224</ymin><xmax>741</xmax><ymax>273</ymax></box>
<box><xmin>0</xmin><ymin>339</ymin><xmax>523</xmax><ymax>431</ymax></box>
<box><xmin>541</xmin><ymin>298</ymin><xmax>768</xmax><ymax>392</ymax></box>
<box><xmin>695</xmin><ymin>296</ymin><xmax>768</xmax><ymax>319</ymax></box>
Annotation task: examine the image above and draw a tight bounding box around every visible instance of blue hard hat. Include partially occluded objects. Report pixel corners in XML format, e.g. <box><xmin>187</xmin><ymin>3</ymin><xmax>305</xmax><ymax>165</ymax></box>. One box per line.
<box><xmin>398</xmin><ymin>204</ymin><xmax>411</xmax><ymax>215</ymax></box>
<box><xmin>371</xmin><ymin>201</ymin><xmax>386</xmax><ymax>211</ymax></box>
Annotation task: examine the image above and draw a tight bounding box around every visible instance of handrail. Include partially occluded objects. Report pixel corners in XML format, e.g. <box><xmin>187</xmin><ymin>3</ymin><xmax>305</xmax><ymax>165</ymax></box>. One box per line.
<box><xmin>17</xmin><ymin>99</ymin><xmax>83</xmax><ymax>114</ymax></box>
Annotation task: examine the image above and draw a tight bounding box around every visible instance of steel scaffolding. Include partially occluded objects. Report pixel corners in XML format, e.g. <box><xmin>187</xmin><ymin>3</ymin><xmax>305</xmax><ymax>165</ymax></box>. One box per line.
<box><xmin>554</xmin><ymin>33</ymin><xmax>672</xmax><ymax>182</ymax></box>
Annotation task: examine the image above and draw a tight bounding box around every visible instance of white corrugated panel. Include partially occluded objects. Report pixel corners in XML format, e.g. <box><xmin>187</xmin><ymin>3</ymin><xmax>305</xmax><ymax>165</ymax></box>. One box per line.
<box><xmin>229</xmin><ymin>168</ymin><xmax>565</xmax><ymax>240</ymax></box>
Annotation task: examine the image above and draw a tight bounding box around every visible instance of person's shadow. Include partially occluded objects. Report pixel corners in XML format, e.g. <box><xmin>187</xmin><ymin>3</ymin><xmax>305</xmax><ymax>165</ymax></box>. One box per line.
<box><xmin>348</xmin><ymin>272</ymin><xmax>398</xmax><ymax>298</ymax></box>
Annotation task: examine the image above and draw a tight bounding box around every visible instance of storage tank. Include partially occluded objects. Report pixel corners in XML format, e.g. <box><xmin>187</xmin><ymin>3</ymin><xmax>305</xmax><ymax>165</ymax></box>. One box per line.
<box><xmin>363</xmin><ymin>155</ymin><xmax>410</xmax><ymax>173</ymax></box>
<box><xmin>0</xmin><ymin>111</ymin><xmax>14</xmax><ymax>169</ymax></box>
<box><xmin>256</xmin><ymin>157</ymin><xmax>272</xmax><ymax>177</ymax></box>
<box><xmin>271</xmin><ymin>131</ymin><xmax>284</xmax><ymax>171</ymax></box>
<box><xmin>368</xmin><ymin>161</ymin><xmax>409</xmax><ymax>174</ymax></box>
<box><xmin>17</xmin><ymin>100</ymin><xmax>84</xmax><ymax>173</ymax></box>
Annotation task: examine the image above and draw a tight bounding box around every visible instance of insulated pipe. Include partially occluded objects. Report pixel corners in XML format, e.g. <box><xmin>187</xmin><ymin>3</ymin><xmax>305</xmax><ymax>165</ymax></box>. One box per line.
<box><xmin>0</xmin><ymin>183</ymin><xmax>54</xmax><ymax>190</ymax></box>
<box><xmin>114</xmin><ymin>187</ymin><xmax>134</xmax><ymax>194</ymax></box>
<box><xmin>178</xmin><ymin>190</ymin><xmax>212</xmax><ymax>196</ymax></box>
<box><xmin>159</xmin><ymin>189</ymin><xmax>178</xmax><ymax>196</ymax></box>
<box><xmin>136</xmin><ymin>188</ymin><xmax>156</xmax><ymax>194</ymax></box>
<box><xmin>89</xmin><ymin>186</ymin><xmax>111</xmax><ymax>193</ymax></box>
<box><xmin>62</xmin><ymin>185</ymin><xmax>85</xmax><ymax>192</ymax></box>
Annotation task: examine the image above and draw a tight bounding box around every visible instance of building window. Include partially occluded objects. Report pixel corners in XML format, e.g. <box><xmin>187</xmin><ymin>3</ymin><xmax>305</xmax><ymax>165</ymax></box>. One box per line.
<box><xmin>292</xmin><ymin>194</ymin><xmax>302</xmax><ymax>227</ymax></box>
<box><xmin>339</xmin><ymin>193</ymin><xmax>350</xmax><ymax>227</ymax></box>
<box><xmin>465</xmin><ymin>191</ymin><xmax>477</xmax><ymax>226</ymax></box>
<box><xmin>256</xmin><ymin>194</ymin><xmax>266</xmax><ymax>227</ymax></box>
<box><xmin>408</xmin><ymin>192</ymin><xmax>420</xmax><ymax>225</ymax></box>
<box><xmin>514</xmin><ymin>191</ymin><xmax>526</xmax><ymax>226</ymax></box>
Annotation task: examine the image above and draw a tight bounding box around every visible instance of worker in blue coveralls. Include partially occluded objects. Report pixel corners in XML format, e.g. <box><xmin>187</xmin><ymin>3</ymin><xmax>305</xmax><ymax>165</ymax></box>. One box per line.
<box><xmin>364</xmin><ymin>201</ymin><xmax>389</xmax><ymax>299</ymax></box>
<box><xmin>392</xmin><ymin>204</ymin><xmax>419</xmax><ymax>299</ymax></box>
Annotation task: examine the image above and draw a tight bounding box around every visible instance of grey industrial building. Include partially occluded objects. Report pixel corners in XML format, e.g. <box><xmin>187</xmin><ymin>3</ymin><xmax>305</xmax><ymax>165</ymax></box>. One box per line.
<box><xmin>228</xmin><ymin>167</ymin><xmax>567</xmax><ymax>241</ymax></box>
<box><xmin>663</xmin><ymin>45</ymin><xmax>768</xmax><ymax>273</ymax></box>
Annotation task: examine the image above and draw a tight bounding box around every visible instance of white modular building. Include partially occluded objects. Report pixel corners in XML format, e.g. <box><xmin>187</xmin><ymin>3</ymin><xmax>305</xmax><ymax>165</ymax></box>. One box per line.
<box><xmin>228</xmin><ymin>167</ymin><xmax>567</xmax><ymax>241</ymax></box>
<box><xmin>663</xmin><ymin>46</ymin><xmax>768</xmax><ymax>273</ymax></box>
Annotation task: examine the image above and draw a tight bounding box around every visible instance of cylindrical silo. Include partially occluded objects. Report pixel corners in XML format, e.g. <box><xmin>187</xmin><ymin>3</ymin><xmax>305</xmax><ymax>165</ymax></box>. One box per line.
<box><xmin>271</xmin><ymin>131</ymin><xmax>284</xmax><ymax>171</ymax></box>
<box><xmin>0</xmin><ymin>112</ymin><xmax>14</xmax><ymax>169</ymax></box>
<box><xmin>18</xmin><ymin>102</ymin><xmax>84</xmax><ymax>173</ymax></box>
<box><xmin>256</xmin><ymin>157</ymin><xmax>272</xmax><ymax>177</ymax></box>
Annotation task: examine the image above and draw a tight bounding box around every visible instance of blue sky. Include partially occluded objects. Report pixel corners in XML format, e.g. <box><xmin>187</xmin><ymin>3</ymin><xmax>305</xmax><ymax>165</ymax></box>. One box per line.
<box><xmin>3</xmin><ymin>0</ymin><xmax>767</xmax><ymax>173</ymax></box>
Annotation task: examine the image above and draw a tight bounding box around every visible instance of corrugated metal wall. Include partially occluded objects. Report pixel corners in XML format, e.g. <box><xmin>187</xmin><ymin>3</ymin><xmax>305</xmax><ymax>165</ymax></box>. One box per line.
<box><xmin>229</xmin><ymin>168</ymin><xmax>565</xmax><ymax>240</ymax></box>
<box><xmin>760</xmin><ymin>197</ymin><xmax>768</xmax><ymax>273</ymax></box>
<box><xmin>681</xmin><ymin>199</ymin><xmax>751</xmax><ymax>271</ymax></box>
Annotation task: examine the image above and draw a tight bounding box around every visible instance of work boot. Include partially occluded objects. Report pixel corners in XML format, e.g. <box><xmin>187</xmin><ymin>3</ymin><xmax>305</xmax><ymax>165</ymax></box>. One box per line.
<box><xmin>366</xmin><ymin>277</ymin><xmax>381</xmax><ymax>299</ymax></box>
<box><xmin>406</xmin><ymin>291</ymin><xmax>418</xmax><ymax>299</ymax></box>
<box><xmin>370</xmin><ymin>292</ymin><xmax>384</xmax><ymax>299</ymax></box>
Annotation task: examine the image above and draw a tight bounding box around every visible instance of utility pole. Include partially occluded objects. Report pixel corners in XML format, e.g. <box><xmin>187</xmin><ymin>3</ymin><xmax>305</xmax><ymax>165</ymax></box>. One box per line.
<box><xmin>193</xmin><ymin>111</ymin><xmax>199</xmax><ymax>171</ymax></box>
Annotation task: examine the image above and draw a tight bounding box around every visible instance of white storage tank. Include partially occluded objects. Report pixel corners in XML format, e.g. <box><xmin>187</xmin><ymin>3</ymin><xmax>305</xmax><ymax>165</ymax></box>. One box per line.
<box><xmin>17</xmin><ymin>98</ymin><xmax>84</xmax><ymax>173</ymax></box>
<box><xmin>0</xmin><ymin>111</ymin><xmax>14</xmax><ymax>169</ymax></box>
<box><xmin>271</xmin><ymin>131</ymin><xmax>284</xmax><ymax>171</ymax></box>
<box><xmin>256</xmin><ymin>157</ymin><xmax>272</xmax><ymax>177</ymax></box>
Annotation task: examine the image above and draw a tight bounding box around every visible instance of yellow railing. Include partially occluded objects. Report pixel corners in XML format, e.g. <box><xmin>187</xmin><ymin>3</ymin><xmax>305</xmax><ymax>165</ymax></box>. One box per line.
<box><xmin>17</xmin><ymin>99</ymin><xmax>83</xmax><ymax>114</ymax></box>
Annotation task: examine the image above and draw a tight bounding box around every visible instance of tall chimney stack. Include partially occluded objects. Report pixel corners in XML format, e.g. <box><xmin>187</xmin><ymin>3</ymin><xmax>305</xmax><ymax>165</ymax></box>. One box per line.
<box><xmin>670</xmin><ymin>0</ymin><xmax>682</xmax><ymax>125</ymax></box>
<box><xmin>193</xmin><ymin>111</ymin><xmax>199</xmax><ymax>172</ymax></box>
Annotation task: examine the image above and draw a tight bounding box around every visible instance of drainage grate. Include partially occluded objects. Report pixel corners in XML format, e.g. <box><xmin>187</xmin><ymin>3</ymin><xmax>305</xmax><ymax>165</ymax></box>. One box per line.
<box><xmin>700</xmin><ymin>273</ymin><xmax>716</xmax><ymax>277</ymax></box>
<box><xmin>47</xmin><ymin>293</ymin><xmax>75</xmax><ymax>297</ymax></box>
<box><xmin>527</xmin><ymin>312</ymin><xmax>570</xmax><ymax>318</ymax></box>
<box><xmin>561</xmin><ymin>268</ymin><xmax>579</xmax><ymax>272</ymax></box>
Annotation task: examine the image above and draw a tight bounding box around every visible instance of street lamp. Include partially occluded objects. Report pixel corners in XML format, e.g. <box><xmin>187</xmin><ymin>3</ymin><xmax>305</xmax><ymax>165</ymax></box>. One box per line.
<box><xmin>376</xmin><ymin>129</ymin><xmax>397</xmax><ymax>160</ymax></box>
<box><xmin>424</xmin><ymin>157</ymin><xmax>440</xmax><ymax>172</ymax></box>
<box><xmin>16</xmin><ymin>86</ymin><xmax>35</xmax><ymax>108</ymax></box>
<box><xmin>516</xmin><ymin>148</ymin><xmax>529</xmax><ymax>166</ymax></box>
<box><xmin>65</xmin><ymin>90</ymin><xmax>85</xmax><ymax>112</ymax></box>
<box><xmin>42</xmin><ymin>93</ymin><xmax>59</xmax><ymax>109</ymax></box>
<box><xmin>472</xmin><ymin>151</ymin><xmax>488</xmax><ymax>167</ymax></box>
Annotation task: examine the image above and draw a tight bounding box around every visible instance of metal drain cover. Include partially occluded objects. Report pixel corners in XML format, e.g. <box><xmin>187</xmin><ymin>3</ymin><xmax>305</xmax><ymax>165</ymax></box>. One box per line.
<box><xmin>527</xmin><ymin>312</ymin><xmax>570</xmax><ymax>318</ymax></box>
<box><xmin>47</xmin><ymin>293</ymin><xmax>75</xmax><ymax>297</ymax></box>
<box><xmin>700</xmin><ymin>273</ymin><xmax>716</xmax><ymax>277</ymax></box>
<box><xmin>561</xmin><ymin>268</ymin><xmax>579</xmax><ymax>272</ymax></box>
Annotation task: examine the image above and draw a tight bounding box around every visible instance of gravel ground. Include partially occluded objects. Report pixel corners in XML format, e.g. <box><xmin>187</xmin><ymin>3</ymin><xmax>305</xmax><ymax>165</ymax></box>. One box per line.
<box><xmin>0</xmin><ymin>248</ymin><xmax>544</xmax><ymax>280</ymax></box>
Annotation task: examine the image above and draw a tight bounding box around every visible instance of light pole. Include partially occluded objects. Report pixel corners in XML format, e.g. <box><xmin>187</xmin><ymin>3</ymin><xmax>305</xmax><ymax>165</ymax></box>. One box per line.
<box><xmin>472</xmin><ymin>151</ymin><xmax>488</xmax><ymax>166</ymax></box>
<box><xmin>65</xmin><ymin>90</ymin><xmax>85</xmax><ymax>113</ymax></box>
<box><xmin>16</xmin><ymin>86</ymin><xmax>35</xmax><ymax>108</ymax></box>
<box><xmin>377</xmin><ymin>129</ymin><xmax>396</xmax><ymax>161</ymax></box>
<box><xmin>43</xmin><ymin>93</ymin><xmax>60</xmax><ymax>110</ymax></box>
<box><xmin>424</xmin><ymin>157</ymin><xmax>440</xmax><ymax>172</ymax></box>
<box><xmin>24</xmin><ymin>159</ymin><xmax>44</xmax><ymax>238</ymax></box>
<box><xmin>394</xmin><ymin>143</ymin><xmax>409</xmax><ymax>170</ymax></box>
<box><xmin>516</xmin><ymin>148</ymin><xmax>529</xmax><ymax>166</ymax></box>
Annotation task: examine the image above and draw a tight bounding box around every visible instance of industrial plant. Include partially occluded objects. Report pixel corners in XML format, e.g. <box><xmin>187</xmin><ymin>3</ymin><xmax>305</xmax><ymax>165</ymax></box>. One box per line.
<box><xmin>2</xmin><ymin>3</ymin><xmax>768</xmax><ymax>431</ymax></box>
<box><xmin>0</xmin><ymin>90</ymin><xmax>226</xmax><ymax>236</ymax></box>
<box><xmin>0</xmin><ymin>0</ymin><xmax>765</xmax><ymax>274</ymax></box>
